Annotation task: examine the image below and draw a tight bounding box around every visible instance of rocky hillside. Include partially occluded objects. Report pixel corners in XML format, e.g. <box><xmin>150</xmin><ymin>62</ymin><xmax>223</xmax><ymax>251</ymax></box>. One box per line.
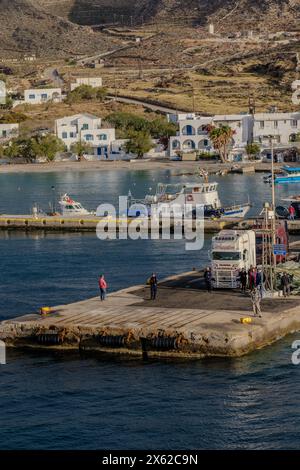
<box><xmin>34</xmin><ymin>0</ymin><xmax>300</xmax><ymax>30</ymax></box>
<box><xmin>1</xmin><ymin>1</ymin><xmax>300</xmax><ymax>59</ymax></box>
<box><xmin>0</xmin><ymin>0</ymin><xmax>119</xmax><ymax>58</ymax></box>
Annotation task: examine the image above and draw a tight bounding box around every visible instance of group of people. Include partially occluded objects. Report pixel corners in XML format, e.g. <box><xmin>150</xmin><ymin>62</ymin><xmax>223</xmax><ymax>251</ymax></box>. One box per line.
<box><xmin>239</xmin><ymin>266</ymin><xmax>264</xmax><ymax>293</ymax></box>
<box><xmin>98</xmin><ymin>273</ymin><xmax>158</xmax><ymax>301</ymax></box>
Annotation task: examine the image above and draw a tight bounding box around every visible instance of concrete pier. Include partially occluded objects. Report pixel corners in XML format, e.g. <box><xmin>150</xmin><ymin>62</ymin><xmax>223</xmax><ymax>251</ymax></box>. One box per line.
<box><xmin>0</xmin><ymin>215</ymin><xmax>238</xmax><ymax>233</ymax></box>
<box><xmin>1</xmin><ymin>215</ymin><xmax>300</xmax><ymax>234</ymax></box>
<box><xmin>1</xmin><ymin>271</ymin><xmax>300</xmax><ymax>359</ymax></box>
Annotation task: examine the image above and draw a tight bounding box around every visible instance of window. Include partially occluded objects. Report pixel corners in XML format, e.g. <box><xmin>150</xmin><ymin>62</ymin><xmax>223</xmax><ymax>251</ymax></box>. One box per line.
<box><xmin>41</xmin><ymin>94</ymin><xmax>48</xmax><ymax>99</ymax></box>
<box><xmin>82</xmin><ymin>124</ymin><xmax>89</xmax><ymax>130</ymax></box>
<box><xmin>212</xmin><ymin>252</ymin><xmax>241</xmax><ymax>261</ymax></box>
<box><xmin>29</xmin><ymin>94</ymin><xmax>35</xmax><ymax>99</ymax></box>
<box><xmin>182</xmin><ymin>125</ymin><xmax>195</xmax><ymax>136</ymax></box>
<box><xmin>97</xmin><ymin>134</ymin><xmax>107</xmax><ymax>141</ymax></box>
<box><xmin>274</xmin><ymin>121</ymin><xmax>278</xmax><ymax>128</ymax></box>
<box><xmin>85</xmin><ymin>134</ymin><xmax>94</xmax><ymax>141</ymax></box>
<box><xmin>291</xmin><ymin>119</ymin><xmax>298</xmax><ymax>128</ymax></box>
<box><xmin>62</xmin><ymin>132</ymin><xmax>68</xmax><ymax>139</ymax></box>
<box><xmin>259</xmin><ymin>121</ymin><xmax>264</xmax><ymax>129</ymax></box>
<box><xmin>69</xmin><ymin>132</ymin><xmax>76</xmax><ymax>138</ymax></box>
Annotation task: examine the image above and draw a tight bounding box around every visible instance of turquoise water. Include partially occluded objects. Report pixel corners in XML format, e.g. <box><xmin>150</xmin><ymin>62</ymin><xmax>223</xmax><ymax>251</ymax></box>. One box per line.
<box><xmin>0</xmin><ymin>169</ymin><xmax>300</xmax><ymax>450</ymax></box>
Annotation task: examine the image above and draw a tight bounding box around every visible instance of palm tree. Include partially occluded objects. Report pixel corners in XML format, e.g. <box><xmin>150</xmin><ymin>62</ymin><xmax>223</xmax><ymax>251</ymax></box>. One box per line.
<box><xmin>207</xmin><ymin>124</ymin><xmax>236</xmax><ymax>163</ymax></box>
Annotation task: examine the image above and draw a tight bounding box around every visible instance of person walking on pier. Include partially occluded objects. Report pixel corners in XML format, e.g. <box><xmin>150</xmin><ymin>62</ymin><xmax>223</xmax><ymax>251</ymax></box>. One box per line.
<box><xmin>149</xmin><ymin>273</ymin><xmax>158</xmax><ymax>300</ymax></box>
<box><xmin>204</xmin><ymin>267</ymin><xmax>212</xmax><ymax>292</ymax></box>
<box><xmin>99</xmin><ymin>274</ymin><xmax>108</xmax><ymax>301</ymax></box>
<box><xmin>250</xmin><ymin>287</ymin><xmax>262</xmax><ymax>318</ymax></box>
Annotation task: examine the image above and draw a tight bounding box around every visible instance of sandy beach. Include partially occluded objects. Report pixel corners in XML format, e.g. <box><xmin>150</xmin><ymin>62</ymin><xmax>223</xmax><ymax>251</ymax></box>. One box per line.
<box><xmin>0</xmin><ymin>159</ymin><xmax>276</xmax><ymax>174</ymax></box>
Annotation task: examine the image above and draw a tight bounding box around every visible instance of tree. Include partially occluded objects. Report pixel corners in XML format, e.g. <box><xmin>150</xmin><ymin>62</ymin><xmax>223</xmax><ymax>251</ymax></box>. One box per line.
<box><xmin>66</xmin><ymin>85</ymin><xmax>107</xmax><ymax>104</ymax></box>
<box><xmin>207</xmin><ymin>124</ymin><xmax>236</xmax><ymax>163</ymax></box>
<box><xmin>3</xmin><ymin>140</ymin><xmax>20</xmax><ymax>159</ymax></box>
<box><xmin>124</xmin><ymin>130</ymin><xmax>153</xmax><ymax>159</ymax></box>
<box><xmin>95</xmin><ymin>87</ymin><xmax>108</xmax><ymax>102</ymax></box>
<box><xmin>70</xmin><ymin>140</ymin><xmax>93</xmax><ymax>157</ymax></box>
<box><xmin>32</xmin><ymin>135</ymin><xmax>65</xmax><ymax>162</ymax></box>
<box><xmin>245</xmin><ymin>142</ymin><xmax>261</xmax><ymax>160</ymax></box>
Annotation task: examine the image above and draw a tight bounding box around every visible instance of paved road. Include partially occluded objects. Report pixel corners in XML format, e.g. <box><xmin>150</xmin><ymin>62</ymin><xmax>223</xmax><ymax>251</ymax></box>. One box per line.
<box><xmin>108</xmin><ymin>94</ymin><xmax>185</xmax><ymax>114</ymax></box>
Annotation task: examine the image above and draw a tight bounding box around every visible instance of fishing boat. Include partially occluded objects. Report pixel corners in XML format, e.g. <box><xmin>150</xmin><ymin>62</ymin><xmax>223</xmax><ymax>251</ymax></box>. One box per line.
<box><xmin>274</xmin><ymin>166</ymin><xmax>300</xmax><ymax>184</ymax></box>
<box><xmin>128</xmin><ymin>180</ymin><xmax>250</xmax><ymax>219</ymax></box>
<box><xmin>58</xmin><ymin>194</ymin><xmax>91</xmax><ymax>216</ymax></box>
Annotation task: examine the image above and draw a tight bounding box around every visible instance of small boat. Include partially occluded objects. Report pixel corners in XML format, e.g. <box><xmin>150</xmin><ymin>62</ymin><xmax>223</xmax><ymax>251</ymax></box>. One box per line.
<box><xmin>275</xmin><ymin>166</ymin><xmax>300</xmax><ymax>184</ymax></box>
<box><xmin>58</xmin><ymin>194</ymin><xmax>91</xmax><ymax>216</ymax></box>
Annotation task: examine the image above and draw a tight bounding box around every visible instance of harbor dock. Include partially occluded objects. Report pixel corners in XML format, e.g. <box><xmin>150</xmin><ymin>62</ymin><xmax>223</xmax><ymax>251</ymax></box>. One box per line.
<box><xmin>1</xmin><ymin>215</ymin><xmax>300</xmax><ymax>234</ymax></box>
<box><xmin>0</xmin><ymin>214</ymin><xmax>238</xmax><ymax>233</ymax></box>
<box><xmin>1</xmin><ymin>271</ymin><xmax>300</xmax><ymax>359</ymax></box>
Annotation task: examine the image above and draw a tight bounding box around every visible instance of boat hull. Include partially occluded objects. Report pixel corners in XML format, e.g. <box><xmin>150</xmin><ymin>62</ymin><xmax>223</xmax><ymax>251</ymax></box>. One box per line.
<box><xmin>275</xmin><ymin>176</ymin><xmax>300</xmax><ymax>184</ymax></box>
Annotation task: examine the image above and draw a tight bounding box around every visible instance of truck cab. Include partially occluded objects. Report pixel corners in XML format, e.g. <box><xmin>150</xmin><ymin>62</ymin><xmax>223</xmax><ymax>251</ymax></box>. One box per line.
<box><xmin>211</xmin><ymin>230</ymin><xmax>256</xmax><ymax>288</ymax></box>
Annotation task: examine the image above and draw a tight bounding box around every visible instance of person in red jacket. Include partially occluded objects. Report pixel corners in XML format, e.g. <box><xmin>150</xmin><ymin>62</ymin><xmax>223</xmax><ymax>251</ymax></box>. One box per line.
<box><xmin>98</xmin><ymin>274</ymin><xmax>108</xmax><ymax>301</ymax></box>
<box><xmin>289</xmin><ymin>204</ymin><xmax>296</xmax><ymax>220</ymax></box>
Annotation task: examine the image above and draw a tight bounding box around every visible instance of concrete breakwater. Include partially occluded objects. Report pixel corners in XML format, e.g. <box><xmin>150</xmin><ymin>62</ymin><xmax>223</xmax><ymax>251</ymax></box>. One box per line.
<box><xmin>0</xmin><ymin>215</ymin><xmax>237</xmax><ymax>233</ymax></box>
<box><xmin>1</xmin><ymin>271</ymin><xmax>300</xmax><ymax>359</ymax></box>
<box><xmin>1</xmin><ymin>215</ymin><xmax>300</xmax><ymax>234</ymax></box>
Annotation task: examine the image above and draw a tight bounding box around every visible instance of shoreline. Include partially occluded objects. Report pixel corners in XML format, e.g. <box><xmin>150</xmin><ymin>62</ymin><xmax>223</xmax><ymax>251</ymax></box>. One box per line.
<box><xmin>0</xmin><ymin>160</ymin><xmax>278</xmax><ymax>175</ymax></box>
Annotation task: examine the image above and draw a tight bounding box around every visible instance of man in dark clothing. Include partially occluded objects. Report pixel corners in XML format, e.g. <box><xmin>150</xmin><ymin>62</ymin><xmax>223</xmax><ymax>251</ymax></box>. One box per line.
<box><xmin>149</xmin><ymin>273</ymin><xmax>158</xmax><ymax>300</ymax></box>
<box><xmin>281</xmin><ymin>272</ymin><xmax>291</xmax><ymax>297</ymax></box>
<box><xmin>204</xmin><ymin>267</ymin><xmax>212</xmax><ymax>292</ymax></box>
<box><xmin>239</xmin><ymin>268</ymin><xmax>247</xmax><ymax>292</ymax></box>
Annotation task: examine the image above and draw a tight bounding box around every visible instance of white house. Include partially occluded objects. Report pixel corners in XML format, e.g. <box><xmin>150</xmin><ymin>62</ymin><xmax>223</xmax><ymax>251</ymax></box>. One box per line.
<box><xmin>0</xmin><ymin>123</ymin><xmax>19</xmax><ymax>141</ymax></box>
<box><xmin>70</xmin><ymin>77</ymin><xmax>103</xmax><ymax>91</ymax></box>
<box><xmin>169</xmin><ymin>113</ymin><xmax>252</xmax><ymax>157</ymax></box>
<box><xmin>169</xmin><ymin>111</ymin><xmax>300</xmax><ymax>158</ymax></box>
<box><xmin>24</xmin><ymin>88</ymin><xmax>62</xmax><ymax>105</ymax></box>
<box><xmin>55</xmin><ymin>113</ymin><xmax>126</xmax><ymax>159</ymax></box>
<box><xmin>253</xmin><ymin>112</ymin><xmax>300</xmax><ymax>148</ymax></box>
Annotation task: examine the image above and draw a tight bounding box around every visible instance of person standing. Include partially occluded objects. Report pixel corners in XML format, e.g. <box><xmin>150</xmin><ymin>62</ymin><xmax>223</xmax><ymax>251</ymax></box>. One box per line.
<box><xmin>239</xmin><ymin>268</ymin><xmax>247</xmax><ymax>292</ymax></box>
<box><xmin>98</xmin><ymin>274</ymin><xmax>108</xmax><ymax>301</ymax></box>
<box><xmin>288</xmin><ymin>204</ymin><xmax>296</xmax><ymax>220</ymax></box>
<box><xmin>250</xmin><ymin>288</ymin><xmax>262</xmax><ymax>317</ymax></box>
<box><xmin>149</xmin><ymin>273</ymin><xmax>158</xmax><ymax>300</ymax></box>
<box><xmin>256</xmin><ymin>267</ymin><xmax>264</xmax><ymax>297</ymax></box>
<box><xmin>248</xmin><ymin>266</ymin><xmax>256</xmax><ymax>291</ymax></box>
<box><xmin>281</xmin><ymin>272</ymin><xmax>291</xmax><ymax>297</ymax></box>
<box><xmin>204</xmin><ymin>267</ymin><xmax>212</xmax><ymax>292</ymax></box>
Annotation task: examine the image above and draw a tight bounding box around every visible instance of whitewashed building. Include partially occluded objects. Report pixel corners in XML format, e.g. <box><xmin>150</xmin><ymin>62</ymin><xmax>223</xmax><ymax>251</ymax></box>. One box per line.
<box><xmin>70</xmin><ymin>77</ymin><xmax>103</xmax><ymax>91</ymax></box>
<box><xmin>24</xmin><ymin>88</ymin><xmax>63</xmax><ymax>105</ymax></box>
<box><xmin>169</xmin><ymin>111</ymin><xmax>300</xmax><ymax>158</ymax></box>
<box><xmin>169</xmin><ymin>113</ymin><xmax>252</xmax><ymax>157</ymax></box>
<box><xmin>0</xmin><ymin>123</ymin><xmax>19</xmax><ymax>141</ymax></box>
<box><xmin>253</xmin><ymin>112</ymin><xmax>300</xmax><ymax>147</ymax></box>
<box><xmin>55</xmin><ymin>113</ymin><xmax>126</xmax><ymax>159</ymax></box>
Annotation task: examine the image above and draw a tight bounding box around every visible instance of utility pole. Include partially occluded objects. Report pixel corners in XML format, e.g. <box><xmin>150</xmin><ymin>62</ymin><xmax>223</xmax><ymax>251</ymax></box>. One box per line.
<box><xmin>270</xmin><ymin>136</ymin><xmax>277</xmax><ymax>292</ymax></box>
<box><xmin>191</xmin><ymin>76</ymin><xmax>195</xmax><ymax>113</ymax></box>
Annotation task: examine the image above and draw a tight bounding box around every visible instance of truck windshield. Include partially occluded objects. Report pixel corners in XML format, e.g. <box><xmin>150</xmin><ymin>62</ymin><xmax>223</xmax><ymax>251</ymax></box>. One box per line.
<box><xmin>212</xmin><ymin>252</ymin><xmax>241</xmax><ymax>260</ymax></box>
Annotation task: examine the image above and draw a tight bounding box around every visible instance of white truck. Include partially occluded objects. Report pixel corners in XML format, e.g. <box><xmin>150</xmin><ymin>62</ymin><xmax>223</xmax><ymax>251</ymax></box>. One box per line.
<box><xmin>211</xmin><ymin>230</ymin><xmax>256</xmax><ymax>289</ymax></box>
